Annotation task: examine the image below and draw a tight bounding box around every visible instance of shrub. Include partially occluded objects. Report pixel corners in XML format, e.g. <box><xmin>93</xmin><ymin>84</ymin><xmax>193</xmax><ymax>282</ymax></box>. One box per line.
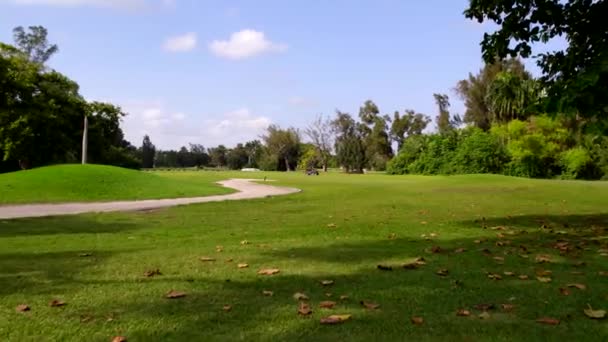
<box><xmin>452</xmin><ymin>129</ymin><xmax>508</xmax><ymax>174</ymax></box>
<box><xmin>559</xmin><ymin>147</ymin><xmax>592</xmax><ymax>179</ymax></box>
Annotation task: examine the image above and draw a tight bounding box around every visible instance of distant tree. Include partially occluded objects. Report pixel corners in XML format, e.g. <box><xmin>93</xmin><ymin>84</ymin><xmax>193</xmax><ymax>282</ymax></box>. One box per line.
<box><xmin>226</xmin><ymin>144</ymin><xmax>249</xmax><ymax>170</ymax></box>
<box><xmin>244</xmin><ymin>140</ymin><xmax>264</xmax><ymax>167</ymax></box>
<box><xmin>390</xmin><ymin>110</ymin><xmax>431</xmax><ymax>151</ymax></box>
<box><xmin>208</xmin><ymin>145</ymin><xmax>228</xmax><ymax>168</ymax></box>
<box><xmin>189</xmin><ymin>144</ymin><xmax>210</xmax><ymax>167</ymax></box>
<box><xmin>434</xmin><ymin>94</ymin><xmax>453</xmax><ymax>134</ymax></box>
<box><xmin>485</xmin><ymin>72</ymin><xmax>540</xmax><ymax>123</ymax></box>
<box><xmin>455</xmin><ymin>58</ymin><xmax>531</xmax><ymax>130</ymax></box>
<box><xmin>141</xmin><ymin>135</ymin><xmax>155</xmax><ymax>168</ymax></box>
<box><xmin>332</xmin><ymin>111</ymin><xmax>366</xmax><ymax>173</ymax></box>
<box><xmin>358</xmin><ymin>100</ymin><xmax>392</xmax><ymax>170</ymax></box>
<box><xmin>176</xmin><ymin>146</ymin><xmax>192</xmax><ymax>167</ymax></box>
<box><xmin>465</xmin><ymin>0</ymin><xmax>608</xmax><ymax>117</ymax></box>
<box><xmin>12</xmin><ymin>26</ymin><xmax>58</xmax><ymax>64</ymax></box>
<box><xmin>304</xmin><ymin>115</ymin><xmax>333</xmax><ymax>172</ymax></box>
<box><xmin>262</xmin><ymin>125</ymin><xmax>301</xmax><ymax>171</ymax></box>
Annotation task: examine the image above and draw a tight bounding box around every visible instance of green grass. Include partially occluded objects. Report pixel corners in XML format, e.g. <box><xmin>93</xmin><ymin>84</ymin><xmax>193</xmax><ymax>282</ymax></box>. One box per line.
<box><xmin>0</xmin><ymin>164</ymin><xmax>232</xmax><ymax>204</ymax></box>
<box><xmin>1</xmin><ymin>171</ymin><xmax>608</xmax><ymax>341</ymax></box>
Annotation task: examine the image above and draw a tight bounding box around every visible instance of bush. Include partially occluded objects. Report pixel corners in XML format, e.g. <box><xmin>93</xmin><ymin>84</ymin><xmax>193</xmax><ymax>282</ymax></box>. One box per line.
<box><xmin>559</xmin><ymin>147</ymin><xmax>592</xmax><ymax>179</ymax></box>
<box><xmin>452</xmin><ymin>129</ymin><xmax>508</xmax><ymax>174</ymax></box>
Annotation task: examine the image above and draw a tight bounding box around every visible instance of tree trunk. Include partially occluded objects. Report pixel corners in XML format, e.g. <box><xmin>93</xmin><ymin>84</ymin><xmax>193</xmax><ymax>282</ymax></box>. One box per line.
<box><xmin>18</xmin><ymin>159</ymin><xmax>30</xmax><ymax>170</ymax></box>
<box><xmin>323</xmin><ymin>163</ymin><xmax>328</xmax><ymax>172</ymax></box>
<box><xmin>81</xmin><ymin>115</ymin><xmax>88</xmax><ymax>164</ymax></box>
<box><xmin>284</xmin><ymin>157</ymin><xmax>291</xmax><ymax>172</ymax></box>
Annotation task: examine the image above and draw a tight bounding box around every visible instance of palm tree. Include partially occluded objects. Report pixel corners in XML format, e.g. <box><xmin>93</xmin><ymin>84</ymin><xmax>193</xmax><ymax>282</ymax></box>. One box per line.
<box><xmin>486</xmin><ymin>72</ymin><xmax>539</xmax><ymax>123</ymax></box>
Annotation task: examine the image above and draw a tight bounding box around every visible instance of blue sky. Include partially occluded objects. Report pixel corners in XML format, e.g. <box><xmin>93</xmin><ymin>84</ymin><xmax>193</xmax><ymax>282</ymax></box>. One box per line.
<box><xmin>0</xmin><ymin>0</ymin><xmax>546</xmax><ymax>149</ymax></box>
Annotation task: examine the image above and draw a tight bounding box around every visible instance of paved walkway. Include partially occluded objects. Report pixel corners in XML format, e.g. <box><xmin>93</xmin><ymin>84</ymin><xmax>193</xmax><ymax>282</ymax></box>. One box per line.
<box><xmin>0</xmin><ymin>179</ymin><xmax>301</xmax><ymax>220</ymax></box>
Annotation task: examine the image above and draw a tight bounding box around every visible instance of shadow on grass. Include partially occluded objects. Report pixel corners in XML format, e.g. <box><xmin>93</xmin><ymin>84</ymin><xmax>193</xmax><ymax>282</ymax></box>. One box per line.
<box><xmin>0</xmin><ymin>214</ymin><xmax>140</xmax><ymax>237</ymax></box>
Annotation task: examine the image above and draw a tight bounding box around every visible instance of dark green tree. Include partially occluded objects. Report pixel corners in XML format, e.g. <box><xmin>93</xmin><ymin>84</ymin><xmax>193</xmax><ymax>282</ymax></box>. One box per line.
<box><xmin>433</xmin><ymin>94</ymin><xmax>452</xmax><ymax>134</ymax></box>
<box><xmin>332</xmin><ymin>111</ymin><xmax>366</xmax><ymax>173</ymax></box>
<box><xmin>208</xmin><ymin>145</ymin><xmax>228</xmax><ymax>168</ymax></box>
<box><xmin>13</xmin><ymin>26</ymin><xmax>58</xmax><ymax>64</ymax></box>
<box><xmin>465</xmin><ymin>0</ymin><xmax>608</xmax><ymax>117</ymax></box>
<box><xmin>390</xmin><ymin>110</ymin><xmax>431</xmax><ymax>151</ymax></box>
<box><xmin>141</xmin><ymin>135</ymin><xmax>155</xmax><ymax>168</ymax></box>
<box><xmin>262</xmin><ymin>125</ymin><xmax>301</xmax><ymax>171</ymax></box>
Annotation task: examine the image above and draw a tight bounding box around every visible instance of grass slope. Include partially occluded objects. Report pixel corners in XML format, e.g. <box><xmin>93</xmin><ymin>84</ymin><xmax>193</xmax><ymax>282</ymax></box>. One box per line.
<box><xmin>0</xmin><ymin>164</ymin><xmax>232</xmax><ymax>204</ymax></box>
<box><xmin>1</xmin><ymin>172</ymin><xmax>608</xmax><ymax>341</ymax></box>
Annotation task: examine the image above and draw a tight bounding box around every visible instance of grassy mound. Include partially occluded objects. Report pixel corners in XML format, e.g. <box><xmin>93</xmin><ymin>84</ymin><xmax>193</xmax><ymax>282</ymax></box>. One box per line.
<box><xmin>0</xmin><ymin>164</ymin><xmax>232</xmax><ymax>204</ymax></box>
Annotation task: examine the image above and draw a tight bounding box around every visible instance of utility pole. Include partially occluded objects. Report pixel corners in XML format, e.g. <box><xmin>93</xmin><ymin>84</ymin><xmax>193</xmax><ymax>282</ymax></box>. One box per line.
<box><xmin>81</xmin><ymin>115</ymin><xmax>88</xmax><ymax>164</ymax></box>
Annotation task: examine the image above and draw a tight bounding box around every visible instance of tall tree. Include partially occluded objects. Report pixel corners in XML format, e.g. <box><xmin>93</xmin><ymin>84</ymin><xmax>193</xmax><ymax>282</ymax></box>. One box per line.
<box><xmin>189</xmin><ymin>144</ymin><xmax>210</xmax><ymax>167</ymax></box>
<box><xmin>226</xmin><ymin>144</ymin><xmax>249</xmax><ymax>170</ymax></box>
<box><xmin>455</xmin><ymin>58</ymin><xmax>531</xmax><ymax>130</ymax></box>
<box><xmin>141</xmin><ymin>135</ymin><xmax>155</xmax><ymax>168</ymax></box>
<box><xmin>244</xmin><ymin>140</ymin><xmax>264</xmax><ymax>168</ymax></box>
<box><xmin>262</xmin><ymin>125</ymin><xmax>301</xmax><ymax>171</ymax></box>
<box><xmin>304</xmin><ymin>115</ymin><xmax>333</xmax><ymax>172</ymax></box>
<box><xmin>390</xmin><ymin>110</ymin><xmax>431</xmax><ymax>151</ymax></box>
<box><xmin>465</xmin><ymin>0</ymin><xmax>608</xmax><ymax>117</ymax></box>
<box><xmin>332</xmin><ymin>111</ymin><xmax>366</xmax><ymax>173</ymax></box>
<box><xmin>433</xmin><ymin>94</ymin><xmax>452</xmax><ymax>134</ymax></box>
<box><xmin>12</xmin><ymin>26</ymin><xmax>58</xmax><ymax>64</ymax></box>
<box><xmin>208</xmin><ymin>145</ymin><xmax>228</xmax><ymax>168</ymax></box>
<box><xmin>358</xmin><ymin>100</ymin><xmax>392</xmax><ymax>170</ymax></box>
<box><xmin>485</xmin><ymin>72</ymin><xmax>540</xmax><ymax>122</ymax></box>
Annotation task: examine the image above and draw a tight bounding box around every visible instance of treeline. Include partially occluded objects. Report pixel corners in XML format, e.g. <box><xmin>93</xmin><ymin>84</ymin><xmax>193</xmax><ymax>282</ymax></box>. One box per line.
<box><xmin>387</xmin><ymin>59</ymin><xmax>608</xmax><ymax>180</ymax></box>
<box><xmin>0</xmin><ymin>26</ymin><xmax>139</xmax><ymax>173</ymax></box>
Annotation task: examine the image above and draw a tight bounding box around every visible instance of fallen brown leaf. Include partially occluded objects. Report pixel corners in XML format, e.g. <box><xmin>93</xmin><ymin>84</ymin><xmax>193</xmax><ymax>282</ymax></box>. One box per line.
<box><xmin>293</xmin><ymin>292</ymin><xmax>309</xmax><ymax>301</ymax></box>
<box><xmin>78</xmin><ymin>253</ymin><xmax>92</xmax><ymax>257</ymax></box>
<box><xmin>320</xmin><ymin>314</ymin><xmax>351</xmax><ymax>324</ymax></box>
<box><xmin>503</xmin><ymin>271</ymin><xmax>515</xmax><ymax>276</ymax></box>
<box><xmin>501</xmin><ymin>304</ymin><xmax>515</xmax><ymax>312</ymax></box>
<box><xmin>474</xmin><ymin>303</ymin><xmax>495</xmax><ymax>311</ymax></box>
<box><xmin>262</xmin><ymin>290</ymin><xmax>274</xmax><ymax>297</ymax></box>
<box><xmin>599</xmin><ymin>271</ymin><xmax>608</xmax><ymax>276</ymax></box>
<box><xmin>225</xmin><ymin>258</ymin><xmax>233</xmax><ymax>263</ymax></box>
<box><xmin>15</xmin><ymin>304</ymin><xmax>30</xmax><ymax>312</ymax></box>
<box><xmin>536</xmin><ymin>269</ymin><xmax>552</xmax><ymax>276</ymax></box>
<box><xmin>567</xmin><ymin>283</ymin><xmax>587</xmax><ymax>290</ymax></box>
<box><xmin>237</xmin><ymin>263</ymin><xmax>249</xmax><ymax>269</ymax></box>
<box><xmin>144</xmin><ymin>269</ymin><xmax>162</xmax><ymax>277</ymax></box>
<box><xmin>199</xmin><ymin>257</ymin><xmax>216</xmax><ymax>262</ymax></box>
<box><xmin>360</xmin><ymin>300</ymin><xmax>380</xmax><ymax>310</ymax></box>
<box><xmin>166</xmin><ymin>290</ymin><xmax>187</xmax><ymax>299</ymax></box>
<box><xmin>49</xmin><ymin>299</ymin><xmax>66</xmax><ymax>307</ymax></box>
<box><xmin>240</xmin><ymin>240</ymin><xmax>249</xmax><ymax>245</ymax></box>
<box><xmin>536</xmin><ymin>317</ymin><xmax>560</xmax><ymax>325</ymax></box>
<box><xmin>454</xmin><ymin>248</ymin><xmax>466</xmax><ymax>253</ymax></box>
<box><xmin>492</xmin><ymin>256</ymin><xmax>504</xmax><ymax>263</ymax></box>
<box><xmin>320</xmin><ymin>280</ymin><xmax>334</xmax><ymax>286</ymax></box>
<box><xmin>112</xmin><ymin>336</ymin><xmax>127</xmax><ymax>342</ymax></box>
<box><xmin>320</xmin><ymin>301</ymin><xmax>337</xmax><ymax>309</ymax></box>
<box><xmin>80</xmin><ymin>314</ymin><xmax>94</xmax><ymax>323</ymax></box>
<box><xmin>325</xmin><ymin>293</ymin><xmax>332</xmax><ymax>297</ymax></box>
<box><xmin>559</xmin><ymin>288</ymin><xmax>571</xmax><ymax>296</ymax></box>
<box><xmin>388</xmin><ymin>233</ymin><xmax>397</xmax><ymax>240</ymax></box>
<box><xmin>518</xmin><ymin>275</ymin><xmax>529</xmax><ymax>280</ymax></box>
<box><xmin>536</xmin><ymin>276</ymin><xmax>552</xmax><ymax>283</ymax></box>
<box><xmin>456</xmin><ymin>309</ymin><xmax>471</xmax><ymax>317</ymax></box>
<box><xmin>223</xmin><ymin>305</ymin><xmax>232</xmax><ymax>312</ymax></box>
<box><xmin>487</xmin><ymin>273</ymin><xmax>502</xmax><ymax>280</ymax></box>
<box><xmin>411</xmin><ymin>316</ymin><xmax>424</xmax><ymax>325</ymax></box>
<box><xmin>583</xmin><ymin>304</ymin><xmax>606</xmax><ymax>319</ymax></box>
<box><xmin>436</xmin><ymin>269</ymin><xmax>449</xmax><ymax>277</ymax></box>
<box><xmin>339</xmin><ymin>295</ymin><xmax>349</xmax><ymax>300</ymax></box>
<box><xmin>298</xmin><ymin>302</ymin><xmax>312</xmax><ymax>316</ymax></box>
<box><xmin>431</xmin><ymin>246</ymin><xmax>442</xmax><ymax>253</ymax></box>
<box><xmin>327</xmin><ymin>223</ymin><xmax>337</xmax><ymax>228</ymax></box>
<box><xmin>257</xmin><ymin>268</ymin><xmax>280</xmax><ymax>275</ymax></box>
<box><xmin>535</xmin><ymin>254</ymin><xmax>552</xmax><ymax>263</ymax></box>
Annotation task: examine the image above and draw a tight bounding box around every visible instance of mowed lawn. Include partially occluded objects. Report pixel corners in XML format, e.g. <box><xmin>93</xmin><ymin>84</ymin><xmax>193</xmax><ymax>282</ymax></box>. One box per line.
<box><xmin>0</xmin><ymin>164</ymin><xmax>233</xmax><ymax>204</ymax></box>
<box><xmin>1</xmin><ymin>171</ymin><xmax>608</xmax><ymax>341</ymax></box>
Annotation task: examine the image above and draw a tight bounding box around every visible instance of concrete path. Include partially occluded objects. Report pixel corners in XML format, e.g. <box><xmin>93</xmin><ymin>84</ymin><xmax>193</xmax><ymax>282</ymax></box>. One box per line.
<box><xmin>0</xmin><ymin>179</ymin><xmax>301</xmax><ymax>220</ymax></box>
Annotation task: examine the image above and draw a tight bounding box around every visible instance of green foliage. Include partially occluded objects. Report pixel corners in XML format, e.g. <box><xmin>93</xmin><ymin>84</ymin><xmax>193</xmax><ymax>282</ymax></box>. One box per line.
<box><xmin>332</xmin><ymin>111</ymin><xmax>366</xmax><ymax>173</ymax></box>
<box><xmin>390</xmin><ymin>109</ymin><xmax>430</xmax><ymax>150</ymax></box>
<box><xmin>465</xmin><ymin>0</ymin><xmax>608</xmax><ymax>118</ymax></box>
<box><xmin>559</xmin><ymin>147</ymin><xmax>592</xmax><ymax>179</ymax></box>
<box><xmin>262</xmin><ymin>125</ymin><xmax>301</xmax><ymax>171</ymax></box>
<box><xmin>452</xmin><ymin>128</ymin><xmax>508</xmax><ymax>174</ymax></box>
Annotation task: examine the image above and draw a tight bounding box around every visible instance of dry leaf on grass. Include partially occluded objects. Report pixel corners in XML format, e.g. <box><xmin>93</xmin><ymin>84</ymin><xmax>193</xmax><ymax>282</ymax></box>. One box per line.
<box><xmin>298</xmin><ymin>302</ymin><xmax>312</xmax><ymax>316</ymax></box>
<box><xmin>518</xmin><ymin>275</ymin><xmax>529</xmax><ymax>280</ymax></box>
<box><xmin>501</xmin><ymin>304</ymin><xmax>515</xmax><ymax>312</ymax></box>
<box><xmin>456</xmin><ymin>309</ymin><xmax>471</xmax><ymax>316</ymax></box>
<box><xmin>474</xmin><ymin>303</ymin><xmax>495</xmax><ymax>311</ymax></box>
<box><xmin>454</xmin><ymin>248</ymin><xmax>466</xmax><ymax>253</ymax></box>
<box><xmin>262</xmin><ymin>290</ymin><xmax>274</xmax><ymax>297</ymax></box>
<box><xmin>559</xmin><ymin>288</ymin><xmax>571</xmax><ymax>296</ymax></box>
<box><xmin>584</xmin><ymin>305</ymin><xmax>606</xmax><ymax>319</ymax></box>
<box><xmin>144</xmin><ymin>269</ymin><xmax>161</xmax><ymax>277</ymax></box>
<box><xmin>503</xmin><ymin>271</ymin><xmax>515</xmax><ymax>276</ymax></box>
<box><xmin>567</xmin><ymin>283</ymin><xmax>587</xmax><ymax>290</ymax></box>
<box><xmin>166</xmin><ymin>290</ymin><xmax>187</xmax><ymax>299</ymax></box>
<box><xmin>215</xmin><ymin>246</ymin><xmax>224</xmax><ymax>252</ymax></box>
<box><xmin>431</xmin><ymin>246</ymin><xmax>442</xmax><ymax>253</ymax></box>
<box><xmin>320</xmin><ymin>314</ymin><xmax>351</xmax><ymax>324</ymax></box>
<box><xmin>223</xmin><ymin>305</ymin><xmax>232</xmax><ymax>312</ymax></box>
<box><xmin>487</xmin><ymin>273</ymin><xmax>502</xmax><ymax>280</ymax></box>
<box><xmin>388</xmin><ymin>233</ymin><xmax>397</xmax><ymax>240</ymax></box>
<box><xmin>599</xmin><ymin>271</ymin><xmax>608</xmax><ymax>276</ymax></box>
<box><xmin>536</xmin><ymin>269</ymin><xmax>552</xmax><ymax>276</ymax></box>
<box><xmin>325</xmin><ymin>293</ymin><xmax>333</xmax><ymax>297</ymax></box>
<box><xmin>537</xmin><ymin>276</ymin><xmax>552</xmax><ymax>283</ymax></box>
<box><xmin>238</xmin><ymin>263</ymin><xmax>249</xmax><ymax>269</ymax></box>
<box><xmin>436</xmin><ymin>269</ymin><xmax>449</xmax><ymax>277</ymax></box>
<box><xmin>320</xmin><ymin>301</ymin><xmax>337</xmax><ymax>309</ymax></box>
<box><xmin>492</xmin><ymin>256</ymin><xmax>505</xmax><ymax>263</ymax></box>
<box><xmin>478</xmin><ymin>312</ymin><xmax>491</xmax><ymax>320</ymax></box>
<box><xmin>257</xmin><ymin>268</ymin><xmax>280</xmax><ymax>275</ymax></box>
<box><xmin>49</xmin><ymin>299</ymin><xmax>66</xmax><ymax>307</ymax></box>
<box><xmin>15</xmin><ymin>304</ymin><xmax>30</xmax><ymax>312</ymax></box>
<box><xmin>199</xmin><ymin>257</ymin><xmax>216</xmax><ymax>262</ymax></box>
<box><xmin>411</xmin><ymin>316</ymin><xmax>424</xmax><ymax>325</ymax></box>
<box><xmin>320</xmin><ymin>280</ymin><xmax>334</xmax><ymax>286</ymax></box>
<box><xmin>240</xmin><ymin>240</ymin><xmax>250</xmax><ymax>245</ymax></box>
<box><xmin>327</xmin><ymin>223</ymin><xmax>337</xmax><ymax>228</ymax></box>
<box><xmin>536</xmin><ymin>317</ymin><xmax>560</xmax><ymax>325</ymax></box>
<box><xmin>360</xmin><ymin>300</ymin><xmax>380</xmax><ymax>310</ymax></box>
<box><xmin>293</xmin><ymin>292</ymin><xmax>309</xmax><ymax>301</ymax></box>
<box><xmin>535</xmin><ymin>255</ymin><xmax>552</xmax><ymax>263</ymax></box>
<box><xmin>112</xmin><ymin>336</ymin><xmax>127</xmax><ymax>342</ymax></box>
<box><xmin>339</xmin><ymin>295</ymin><xmax>349</xmax><ymax>300</ymax></box>
<box><xmin>79</xmin><ymin>253</ymin><xmax>92</xmax><ymax>257</ymax></box>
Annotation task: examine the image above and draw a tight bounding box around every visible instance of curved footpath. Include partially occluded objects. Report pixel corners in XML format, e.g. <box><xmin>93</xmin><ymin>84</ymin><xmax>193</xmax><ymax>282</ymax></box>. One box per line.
<box><xmin>0</xmin><ymin>179</ymin><xmax>301</xmax><ymax>220</ymax></box>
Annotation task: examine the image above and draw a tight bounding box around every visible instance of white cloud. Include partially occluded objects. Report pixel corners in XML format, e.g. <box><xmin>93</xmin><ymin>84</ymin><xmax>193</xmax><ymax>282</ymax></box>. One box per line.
<box><xmin>2</xmin><ymin>0</ymin><xmax>171</xmax><ymax>9</ymax></box>
<box><xmin>163</xmin><ymin>32</ymin><xmax>197</xmax><ymax>52</ymax></box>
<box><xmin>209</xmin><ymin>29</ymin><xmax>287</xmax><ymax>60</ymax></box>
<box><xmin>288</xmin><ymin>96</ymin><xmax>316</xmax><ymax>107</ymax></box>
<box><xmin>120</xmin><ymin>101</ymin><xmax>271</xmax><ymax>149</ymax></box>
